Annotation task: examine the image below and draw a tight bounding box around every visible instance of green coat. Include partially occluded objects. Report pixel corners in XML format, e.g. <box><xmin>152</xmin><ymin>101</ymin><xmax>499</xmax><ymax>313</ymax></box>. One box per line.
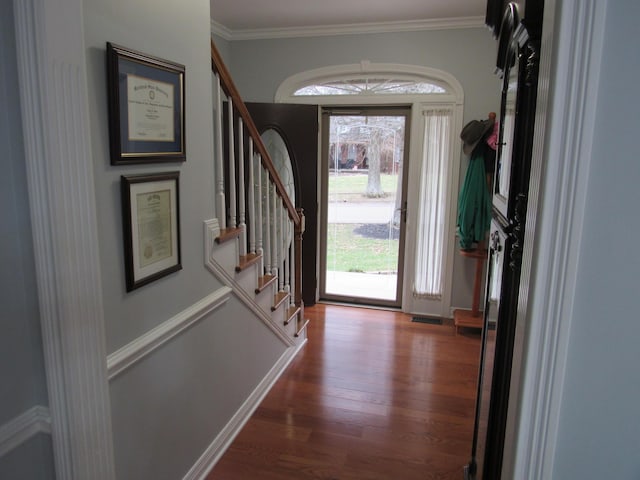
<box><xmin>457</xmin><ymin>153</ymin><xmax>491</xmax><ymax>250</ymax></box>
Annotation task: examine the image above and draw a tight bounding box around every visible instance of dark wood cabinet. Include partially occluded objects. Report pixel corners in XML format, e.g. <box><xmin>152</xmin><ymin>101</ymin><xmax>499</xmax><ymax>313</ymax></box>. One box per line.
<box><xmin>465</xmin><ymin>2</ymin><xmax>544</xmax><ymax>479</ymax></box>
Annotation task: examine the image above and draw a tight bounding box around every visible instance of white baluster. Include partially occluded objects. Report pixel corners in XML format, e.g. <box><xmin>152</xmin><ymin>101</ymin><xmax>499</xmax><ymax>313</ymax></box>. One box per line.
<box><xmin>264</xmin><ymin>169</ymin><xmax>271</xmax><ymax>275</ymax></box>
<box><xmin>227</xmin><ymin>98</ymin><xmax>236</xmax><ymax>229</ymax></box>
<box><xmin>271</xmin><ymin>183</ymin><xmax>278</xmax><ymax>280</ymax></box>
<box><xmin>289</xmin><ymin>228</ymin><xmax>296</xmax><ymax>307</ymax></box>
<box><xmin>237</xmin><ymin>117</ymin><xmax>247</xmax><ymax>256</ymax></box>
<box><xmin>255</xmin><ymin>152</ymin><xmax>263</xmax><ymax>272</ymax></box>
<box><xmin>247</xmin><ymin>138</ymin><xmax>256</xmax><ymax>255</ymax></box>
<box><xmin>284</xmin><ymin>214</ymin><xmax>291</xmax><ymax>297</ymax></box>
<box><xmin>214</xmin><ymin>74</ymin><xmax>226</xmax><ymax>229</ymax></box>
<box><xmin>275</xmin><ymin>198</ymin><xmax>281</xmax><ymax>290</ymax></box>
<box><xmin>278</xmin><ymin>200</ymin><xmax>285</xmax><ymax>291</ymax></box>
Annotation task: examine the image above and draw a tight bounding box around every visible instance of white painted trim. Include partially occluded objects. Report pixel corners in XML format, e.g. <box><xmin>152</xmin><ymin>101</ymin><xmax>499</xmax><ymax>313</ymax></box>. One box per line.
<box><xmin>0</xmin><ymin>406</ymin><xmax>51</xmax><ymax>457</ymax></box>
<box><xmin>210</xmin><ymin>19</ymin><xmax>232</xmax><ymax>40</ymax></box>
<box><xmin>183</xmin><ymin>340</ymin><xmax>307</xmax><ymax>480</ymax></box>
<box><xmin>275</xmin><ymin>62</ymin><xmax>464</xmax><ymax>104</ymax></box>
<box><xmin>107</xmin><ymin>287</ymin><xmax>232</xmax><ymax>380</ymax></box>
<box><xmin>204</xmin><ymin>219</ymin><xmax>295</xmax><ymax>347</ymax></box>
<box><xmin>510</xmin><ymin>0</ymin><xmax>607</xmax><ymax>478</ymax></box>
<box><xmin>13</xmin><ymin>0</ymin><xmax>115</xmax><ymax>477</ymax></box>
<box><xmin>275</xmin><ymin>65</ymin><xmax>464</xmax><ymax>317</ymax></box>
<box><xmin>402</xmin><ymin>103</ymin><xmax>463</xmax><ymax>318</ymax></box>
<box><xmin>211</xmin><ymin>16</ymin><xmax>485</xmax><ymax>41</ymax></box>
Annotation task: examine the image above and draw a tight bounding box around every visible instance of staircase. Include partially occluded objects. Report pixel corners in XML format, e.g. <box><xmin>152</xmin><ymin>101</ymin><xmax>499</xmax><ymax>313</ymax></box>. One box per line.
<box><xmin>206</xmin><ymin>40</ymin><xmax>308</xmax><ymax>346</ymax></box>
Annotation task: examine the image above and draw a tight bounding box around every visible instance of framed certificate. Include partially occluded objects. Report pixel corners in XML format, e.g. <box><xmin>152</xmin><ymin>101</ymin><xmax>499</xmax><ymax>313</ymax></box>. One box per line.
<box><xmin>107</xmin><ymin>43</ymin><xmax>185</xmax><ymax>164</ymax></box>
<box><xmin>121</xmin><ymin>172</ymin><xmax>181</xmax><ymax>291</ymax></box>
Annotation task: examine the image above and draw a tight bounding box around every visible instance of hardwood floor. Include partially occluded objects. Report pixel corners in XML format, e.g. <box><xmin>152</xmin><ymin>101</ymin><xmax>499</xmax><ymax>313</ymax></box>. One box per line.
<box><xmin>207</xmin><ymin>303</ymin><xmax>481</xmax><ymax>480</ymax></box>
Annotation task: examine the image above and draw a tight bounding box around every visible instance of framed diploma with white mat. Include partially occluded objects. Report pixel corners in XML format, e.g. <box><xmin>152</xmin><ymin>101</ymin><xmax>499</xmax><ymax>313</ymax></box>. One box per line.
<box><xmin>121</xmin><ymin>172</ymin><xmax>181</xmax><ymax>291</ymax></box>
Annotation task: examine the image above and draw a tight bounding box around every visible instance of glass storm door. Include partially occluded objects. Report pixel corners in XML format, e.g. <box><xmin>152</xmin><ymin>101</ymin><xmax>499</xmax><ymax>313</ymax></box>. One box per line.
<box><xmin>319</xmin><ymin>107</ymin><xmax>410</xmax><ymax>307</ymax></box>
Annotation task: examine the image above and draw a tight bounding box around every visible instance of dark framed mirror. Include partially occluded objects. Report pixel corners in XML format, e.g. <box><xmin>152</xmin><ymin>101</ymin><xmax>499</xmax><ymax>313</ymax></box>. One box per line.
<box><xmin>494</xmin><ymin>40</ymin><xmax>520</xmax><ymax>220</ymax></box>
<box><xmin>465</xmin><ymin>223</ymin><xmax>507</xmax><ymax>480</ymax></box>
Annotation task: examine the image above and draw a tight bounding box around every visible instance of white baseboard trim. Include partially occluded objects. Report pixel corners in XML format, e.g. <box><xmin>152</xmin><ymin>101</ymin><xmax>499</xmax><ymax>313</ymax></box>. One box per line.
<box><xmin>0</xmin><ymin>406</ymin><xmax>51</xmax><ymax>457</ymax></box>
<box><xmin>183</xmin><ymin>339</ymin><xmax>307</xmax><ymax>480</ymax></box>
<box><xmin>107</xmin><ymin>287</ymin><xmax>232</xmax><ymax>380</ymax></box>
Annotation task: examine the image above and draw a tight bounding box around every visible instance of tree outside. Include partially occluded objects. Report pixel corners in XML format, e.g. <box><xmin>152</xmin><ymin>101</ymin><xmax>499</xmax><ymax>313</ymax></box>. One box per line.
<box><xmin>329</xmin><ymin>115</ymin><xmax>405</xmax><ymax>198</ymax></box>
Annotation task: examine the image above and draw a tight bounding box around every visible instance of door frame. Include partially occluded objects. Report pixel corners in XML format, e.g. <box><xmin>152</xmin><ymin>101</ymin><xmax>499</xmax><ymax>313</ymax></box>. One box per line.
<box><xmin>274</xmin><ymin>62</ymin><xmax>465</xmax><ymax>316</ymax></box>
<box><xmin>505</xmin><ymin>0</ymin><xmax>607</xmax><ymax>478</ymax></box>
<box><xmin>318</xmin><ymin>105</ymin><xmax>411</xmax><ymax>308</ymax></box>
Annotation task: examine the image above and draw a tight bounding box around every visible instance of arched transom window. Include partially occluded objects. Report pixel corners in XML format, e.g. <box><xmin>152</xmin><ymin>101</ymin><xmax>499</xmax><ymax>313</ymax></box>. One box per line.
<box><xmin>293</xmin><ymin>77</ymin><xmax>447</xmax><ymax>96</ymax></box>
<box><xmin>275</xmin><ymin>62</ymin><xmax>463</xmax><ymax>104</ymax></box>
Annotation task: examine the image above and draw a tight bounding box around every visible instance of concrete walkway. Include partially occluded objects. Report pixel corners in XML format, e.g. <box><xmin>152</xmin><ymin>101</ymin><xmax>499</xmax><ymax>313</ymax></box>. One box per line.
<box><xmin>327</xmin><ymin>201</ymin><xmax>396</xmax><ymax>224</ymax></box>
<box><xmin>325</xmin><ymin>270</ymin><xmax>398</xmax><ymax>301</ymax></box>
<box><xmin>325</xmin><ymin>201</ymin><xmax>400</xmax><ymax>301</ymax></box>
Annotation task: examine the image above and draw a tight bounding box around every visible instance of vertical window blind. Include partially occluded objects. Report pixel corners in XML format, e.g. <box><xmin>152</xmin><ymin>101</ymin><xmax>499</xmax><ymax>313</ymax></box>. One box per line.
<box><xmin>413</xmin><ymin>108</ymin><xmax>452</xmax><ymax>299</ymax></box>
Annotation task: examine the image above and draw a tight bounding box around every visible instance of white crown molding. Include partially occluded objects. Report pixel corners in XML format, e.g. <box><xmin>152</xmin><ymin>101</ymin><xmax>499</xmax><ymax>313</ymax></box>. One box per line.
<box><xmin>211</xmin><ymin>16</ymin><xmax>485</xmax><ymax>41</ymax></box>
<box><xmin>183</xmin><ymin>340</ymin><xmax>306</xmax><ymax>480</ymax></box>
<box><xmin>107</xmin><ymin>287</ymin><xmax>232</xmax><ymax>380</ymax></box>
<box><xmin>211</xmin><ymin>19</ymin><xmax>232</xmax><ymax>40</ymax></box>
<box><xmin>13</xmin><ymin>0</ymin><xmax>115</xmax><ymax>477</ymax></box>
<box><xmin>0</xmin><ymin>406</ymin><xmax>51</xmax><ymax>457</ymax></box>
<box><xmin>204</xmin><ymin>219</ymin><xmax>295</xmax><ymax>347</ymax></box>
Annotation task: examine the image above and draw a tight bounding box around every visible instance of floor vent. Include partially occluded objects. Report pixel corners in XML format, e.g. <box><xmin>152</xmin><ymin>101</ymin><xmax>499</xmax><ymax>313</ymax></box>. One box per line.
<box><xmin>411</xmin><ymin>316</ymin><xmax>443</xmax><ymax>325</ymax></box>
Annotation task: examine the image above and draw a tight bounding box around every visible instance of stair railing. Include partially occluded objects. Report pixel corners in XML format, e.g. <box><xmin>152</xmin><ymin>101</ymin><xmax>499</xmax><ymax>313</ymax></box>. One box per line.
<box><xmin>210</xmin><ymin>39</ymin><xmax>307</xmax><ymax>336</ymax></box>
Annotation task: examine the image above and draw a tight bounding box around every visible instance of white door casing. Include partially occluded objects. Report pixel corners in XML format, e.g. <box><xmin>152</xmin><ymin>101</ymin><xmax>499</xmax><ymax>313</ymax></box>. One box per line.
<box><xmin>276</xmin><ymin>62</ymin><xmax>464</xmax><ymax>317</ymax></box>
<box><xmin>13</xmin><ymin>0</ymin><xmax>115</xmax><ymax>478</ymax></box>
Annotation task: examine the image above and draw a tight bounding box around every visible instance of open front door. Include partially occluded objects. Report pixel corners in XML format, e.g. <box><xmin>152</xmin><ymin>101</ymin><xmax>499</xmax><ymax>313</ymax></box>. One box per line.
<box><xmin>246</xmin><ymin>102</ymin><xmax>319</xmax><ymax>306</ymax></box>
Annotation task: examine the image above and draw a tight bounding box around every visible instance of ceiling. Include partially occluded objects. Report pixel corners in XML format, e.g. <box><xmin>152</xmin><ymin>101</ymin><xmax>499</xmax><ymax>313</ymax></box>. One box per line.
<box><xmin>211</xmin><ymin>0</ymin><xmax>487</xmax><ymax>38</ymax></box>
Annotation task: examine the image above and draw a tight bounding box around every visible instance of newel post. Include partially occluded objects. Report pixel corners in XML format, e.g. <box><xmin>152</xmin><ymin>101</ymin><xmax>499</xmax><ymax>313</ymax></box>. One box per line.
<box><xmin>294</xmin><ymin>208</ymin><xmax>305</xmax><ymax>321</ymax></box>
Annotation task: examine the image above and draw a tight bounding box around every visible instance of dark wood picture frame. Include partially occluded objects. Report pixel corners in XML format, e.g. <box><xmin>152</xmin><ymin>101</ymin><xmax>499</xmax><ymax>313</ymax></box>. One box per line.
<box><xmin>121</xmin><ymin>172</ymin><xmax>181</xmax><ymax>291</ymax></box>
<box><xmin>107</xmin><ymin>43</ymin><xmax>185</xmax><ymax>164</ymax></box>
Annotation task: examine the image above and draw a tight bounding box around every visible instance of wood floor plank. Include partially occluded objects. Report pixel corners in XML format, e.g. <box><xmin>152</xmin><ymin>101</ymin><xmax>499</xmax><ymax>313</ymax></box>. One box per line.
<box><xmin>207</xmin><ymin>303</ymin><xmax>480</xmax><ymax>480</ymax></box>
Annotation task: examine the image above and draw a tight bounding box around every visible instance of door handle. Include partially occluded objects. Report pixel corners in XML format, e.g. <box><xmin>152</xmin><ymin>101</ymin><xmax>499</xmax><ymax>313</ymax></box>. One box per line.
<box><xmin>395</xmin><ymin>201</ymin><xmax>408</xmax><ymax>223</ymax></box>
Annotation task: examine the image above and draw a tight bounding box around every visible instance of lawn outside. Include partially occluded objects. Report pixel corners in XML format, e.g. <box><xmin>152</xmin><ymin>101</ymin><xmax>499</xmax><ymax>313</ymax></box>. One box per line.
<box><xmin>328</xmin><ymin>172</ymin><xmax>398</xmax><ymax>202</ymax></box>
<box><xmin>326</xmin><ymin>223</ymin><xmax>399</xmax><ymax>273</ymax></box>
<box><xmin>326</xmin><ymin>172</ymin><xmax>400</xmax><ymax>273</ymax></box>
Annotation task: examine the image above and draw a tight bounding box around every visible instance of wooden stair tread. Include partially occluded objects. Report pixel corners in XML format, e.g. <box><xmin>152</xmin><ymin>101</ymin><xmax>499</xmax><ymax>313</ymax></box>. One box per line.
<box><xmin>294</xmin><ymin>318</ymin><xmax>309</xmax><ymax>337</ymax></box>
<box><xmin>216</xmin><ymin>226</ymin><xmax>243</xmax><ymax>244</ymax></box>
<box><xmin>284</xmin><ymin>305</ymin><xmax>300</xmax><ymax>326</ymax></box>
<box><xmin>271</xmin><ymin>291</ymin><xmax>289</xmax><ymax>311</ymax></box>
<box><xmin>255</xmin><ymin>274</ymin><xmax>277</xmax><ymax>293</ymax></box>
<box><xmin>235</xmin><ymin>252</ymin><xmax>261</xmax><ymax>272</ymax></box>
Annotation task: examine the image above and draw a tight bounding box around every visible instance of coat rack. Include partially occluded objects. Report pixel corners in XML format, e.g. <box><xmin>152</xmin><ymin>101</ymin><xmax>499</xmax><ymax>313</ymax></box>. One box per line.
<box><xmin>454</xmin><ymin>248</ymin><xmax>487</xmax><ymax>333</ymax></box>
<box><xmin>454</xmin><ymin>111</ymin><xmax>495</xmax><ymax>334</ymax></box>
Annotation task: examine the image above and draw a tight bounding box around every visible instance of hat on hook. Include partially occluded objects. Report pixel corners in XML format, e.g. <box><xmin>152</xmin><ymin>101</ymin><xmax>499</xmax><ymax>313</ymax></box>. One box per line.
<box><xmin>460</xmin><ymin>118</ymin><xmax>494</xmax><ymax>156</ymax></box>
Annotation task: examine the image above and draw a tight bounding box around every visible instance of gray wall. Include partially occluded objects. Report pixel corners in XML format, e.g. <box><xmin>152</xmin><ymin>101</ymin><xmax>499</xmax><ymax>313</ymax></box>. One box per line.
<box><xmin>227</xmin><ymin>28</ymin><xmax>497</xmax><ymax>116</ymax></box>
<box><xmin>223</xmin><ymin>28</ymin><xmax>499</xmax><ymax>309</ymax></box>
<box><xmin>213</xmin><ymin>33</ymin><xmax>231</xmax><ymax>64</ymax></box>
<box><xmin>109</xmin><ymin>299</ymin><xmax>284</xmax><ymax>479</ymax></box>
<box><xmin>83</xmin><ymin>0</ymin><xmax>289</xmax><ymax>477</ymax></box>
<box><xmin>0</xmin><ymin>1</ymin><xmax>55</xmax><ymax>477</ymax></box>
<box><xmin>0</xmin><ymin>435</ymin><xmax>54</xmax><ymax>480</ymax></box>
<box><xmin>84</xmin><ymin>0</ymin><xmax>220</xmax><ymax>351</ymax></box>
<box><xmin>552</xmin><ymin>1</ymin><xmax>640</xmax><ymax>478</ymax></box>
